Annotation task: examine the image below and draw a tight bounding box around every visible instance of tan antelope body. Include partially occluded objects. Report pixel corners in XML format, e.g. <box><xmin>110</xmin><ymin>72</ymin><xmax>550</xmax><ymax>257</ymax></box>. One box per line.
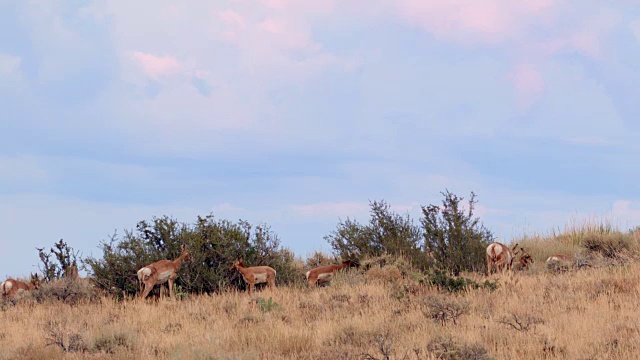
<box><xmin>546</xmin><ymin>254</ymin><xmax>573</xmax><ymax>263</ymax></box>
<box><xmin>486</xmin><ymin>242</ymin><xmax>520</xmax><ymax>274</ymax></box>
<box><xmin>230</xmin><ymin>259</ymin><xmax>276</xmax><ymax>295</ymax></box>
<box><xmin>138</xmin><ymin>246</ymin><xmax>190</xmax><ymax>299</ymax></box>
<box><xmin>1</xmin><ymin>273</ymin><xmax>40</xmax><ymax>299</ymax></box>
<box><xmin>305</xmin><ymin>259</ymin><xmax>358</xmax><ymax>287</ymax></box>
<box><xmin>64</xmin><ymin>264</ymin><xmax>80</xmax><ymax>279</ymax></box>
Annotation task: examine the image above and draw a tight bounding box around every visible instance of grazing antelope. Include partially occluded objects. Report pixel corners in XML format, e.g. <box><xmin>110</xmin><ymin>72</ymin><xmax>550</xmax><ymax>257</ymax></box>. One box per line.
<box><xmin>514</xmin><ymin>248</ymin><xmax>534</xmax><ymax>271</ymax></box>
<box><xmin>138</xmin><ymin>245</ymin><xmax>190</xmax><ymax>299</ymax></box>
<box><xmin>546</xmin><ymin>254</ymin><xmax>573</xmax><ymax>263</ymax></box>
<box><xmin>486</xmin><ymin>242</ymin><xmax>520</xmax><ymax>274</ymax></box>
<box><xmin>229</xmin><ymin>258</ymin><xmax>276</xmax><ymax>295</ymax></box>
<box><xmin>305</xmin><ymin>259</ymin><xmax>358</xmax><ymax>287</ymax></box>
<box><xmin>1</xmin><ymin>273</ymin><xmax>40</xmax><ymax>299</ymax></box>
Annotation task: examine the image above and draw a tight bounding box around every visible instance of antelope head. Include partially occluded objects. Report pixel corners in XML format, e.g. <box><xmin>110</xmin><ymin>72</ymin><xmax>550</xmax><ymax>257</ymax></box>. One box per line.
<box><xmin>342</xmin><ymin>259</ymin><xmax>359</xmax><ymax>268</ymax></box>
<box><xmin>230</xmin><ymin>258</ymin><xmax>244</xmax><ymax>271</ymax></box>
<box><xmin>518</xmin><ymin>248</ymin><xmax>534</xmax><ymax>269</ymax></box>
<box><xmin>30</xmin><ymin>273</ymin><xmax>41</xmax><ymax>289</ymax></box>
<box><xmin>180</xmin><ymin>245</ymin><xmax>191</xmax><ymax>263</ymax></box>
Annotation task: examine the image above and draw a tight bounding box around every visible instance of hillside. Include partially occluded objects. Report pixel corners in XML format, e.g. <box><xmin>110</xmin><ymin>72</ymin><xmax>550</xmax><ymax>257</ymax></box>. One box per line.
<box><xmin>2</xmin><ymin>224</ymin><xmax>640</xmax><ymax>360</ymax></box>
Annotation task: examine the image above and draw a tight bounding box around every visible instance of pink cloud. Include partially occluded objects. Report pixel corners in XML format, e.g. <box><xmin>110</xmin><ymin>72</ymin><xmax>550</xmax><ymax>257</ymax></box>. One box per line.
<box><xmin>258</xmin><ymin>0</ymin><xmax>334</xmax><ymax>15</ymax></box>
<box><xmin>395</xmin><ymin>0</ymin><xmax>557</xmax><ymax>45</ymax></box>
<box><xmin>257</xmin><ymin>18</ymin><xmax>320</xmax><ymax>51</ymax></box>
<box><xmin>258</xmin><ymin>0</ymin><xmax>287</xmax><ymax>9</ymax></box>
<box><xmin>130</xmin><ymin>52</ymin><xmax>181</xmax><ymax>78</ymax></box>
<box><xmin>218</xmin><ymin>10</ymin><xmax>246</xmax><ymax>28</ymax></box>
<box><xmin>509</xmin><ymin>63</ymin><xmax>545</xmax><ymax>108</ymax></box>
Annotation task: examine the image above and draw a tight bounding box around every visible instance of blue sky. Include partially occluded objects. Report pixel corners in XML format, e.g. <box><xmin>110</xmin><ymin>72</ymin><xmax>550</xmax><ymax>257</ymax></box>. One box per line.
<box><xmin>2</xmin><ymin>1</ymin><xmax>640</xmax><ymax>277</ymax></box>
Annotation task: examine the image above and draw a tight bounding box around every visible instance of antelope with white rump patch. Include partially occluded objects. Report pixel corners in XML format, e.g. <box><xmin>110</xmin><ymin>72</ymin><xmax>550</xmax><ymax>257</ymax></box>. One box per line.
<box><xmin>229</xmin><ymin>258</ymin><xmax>276</xmax><ymax>295</ymax></box>
<box><xmin>1</xmin><ymin>273</ymin><xmax>40</xmax><ymax>299</ymax></box>
<box><xmin>137</xmin><ymin>245</ymin><xmax>190</xmax><ymax>299</ymax></box>
<box><xmin>305</xmin><ymin>259</ymin><xmax>358</xmax><ymax>287</ymax></box>
<box><xmin>486</xmin><ymin>242</ymin><xmax>522</xmax><ymax>274</ymax></box>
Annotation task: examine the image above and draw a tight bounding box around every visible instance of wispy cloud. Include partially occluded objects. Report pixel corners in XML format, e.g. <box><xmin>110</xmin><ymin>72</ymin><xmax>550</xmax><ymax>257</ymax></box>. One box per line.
<box><xmin>0</xmin><ymin>54</ymin><xmax>21</xmax><ymax>76</ymax></box>
<box><xmin>1</xmin><ymin>1</ymin><xmax>639</xmax><ymax>277</ymax></box>
<box><xmin>130</xmin><ymin>51</ymin><xmax>182</xmax><ymax>79</ymax></box>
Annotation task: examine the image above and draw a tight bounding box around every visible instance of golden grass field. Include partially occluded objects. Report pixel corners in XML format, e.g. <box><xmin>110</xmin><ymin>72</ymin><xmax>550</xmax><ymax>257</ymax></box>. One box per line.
<box><xmin>2</xmin><ymin>225</ymin><xmax>640</xmax><ymax>360</ymax></box>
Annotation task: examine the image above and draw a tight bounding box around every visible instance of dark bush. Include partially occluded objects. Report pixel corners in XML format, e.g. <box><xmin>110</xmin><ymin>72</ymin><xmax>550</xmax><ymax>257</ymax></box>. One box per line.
<box><xmin>325</xmin><ymin>200</ymin><xmax>432</xmax><ymax>270</ymax></box>
<box><xmin>582</xmin><ymin>233</ymin><xmax>633</xmax><ymax>260</ymax></box>
<box><xmin>37</xmin><ymin>239</ymin><xmax>81</xmax><ymax>282</ymax></box>
<box><xmin>85</xmin><ymin>214</ymin><xmax>299</xmax><ymax>298</ymax></box>
<box><xmin>421</xmin><ymin>190</ymin><xmax>494</xmax><ymax>275</ymax></box>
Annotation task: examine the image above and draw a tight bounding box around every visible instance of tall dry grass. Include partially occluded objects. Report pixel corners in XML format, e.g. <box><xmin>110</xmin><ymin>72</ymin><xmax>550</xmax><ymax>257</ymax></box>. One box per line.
<box><xmin>2</xmin><ymin>221</ymin><xmax>640</xmax><ymax>359</ymax></box>
<box><xmin>2</xmin><ymin>264</ymin><xmax>640</xmax><ymax>359</ymax></box>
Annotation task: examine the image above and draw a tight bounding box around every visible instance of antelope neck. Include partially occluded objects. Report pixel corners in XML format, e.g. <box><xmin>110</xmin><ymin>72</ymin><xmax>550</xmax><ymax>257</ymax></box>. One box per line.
<box><xmin>172</xmin><ymin>253</ymin><xmax>188</xmax><ymax>268</ymax></box>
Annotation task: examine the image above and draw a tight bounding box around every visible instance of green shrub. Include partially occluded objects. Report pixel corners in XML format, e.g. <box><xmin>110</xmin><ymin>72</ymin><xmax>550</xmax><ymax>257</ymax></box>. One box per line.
<box><xmin>84</xmin><ymin>215</ymin><xmax>299</xmax><ymax>298</ymax></box>
<box><xmin>254</xmin><ymin>296</ymin><xmax>281</xmax><ymax>313</ymax></box>
<box><xmin>422</xmin><ymin>190</ymin><xmax>494</xmax><ymax>275</ymax></box>
<box><xmin>325</xmin><ymin>200</ymin><xmax>431</xmax><ymax>270</ymax></box>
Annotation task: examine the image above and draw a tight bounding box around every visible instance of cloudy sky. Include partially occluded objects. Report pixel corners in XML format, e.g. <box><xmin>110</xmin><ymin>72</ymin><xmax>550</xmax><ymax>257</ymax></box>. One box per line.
<box><xmin>2</xmin><ymin>1</ymin><xmax>640</xmax><ymax>277</ymax></box>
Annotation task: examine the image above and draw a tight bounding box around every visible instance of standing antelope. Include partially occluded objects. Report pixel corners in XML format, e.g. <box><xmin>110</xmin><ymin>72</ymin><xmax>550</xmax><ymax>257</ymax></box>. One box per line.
<box><xmin>138</xmin><ymin>245</ymin><xmax>190</xmax><ymax>299</ymax></box>
<box><xmin>486</xmin><ymin>242</ymin><xmax>520</xmax><ymax>274</ymax></box>
<box><xmin>229</xmin><ymin>258</ymin><xmax>276</xmax><ymax>295</ymax></box>
<box><xmin>64</xmin><ymin>264</ymin><xmax>80</xmax><ymax>279</ymax></box>
<box><xmin>305</xmin><ymin>259</ymin><xmax>358</xmax><ymax>287</ymax></box>
<box><xmin>1</xmin><ymin>273</ymin><xmax>40</xmax><ymax>299</ymax></box>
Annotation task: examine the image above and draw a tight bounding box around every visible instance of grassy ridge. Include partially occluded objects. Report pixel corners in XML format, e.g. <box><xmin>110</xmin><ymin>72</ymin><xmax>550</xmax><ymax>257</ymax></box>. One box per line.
<box><xmin>2</xmin><ymin>222</ymin><xmax>640</xmax><ymax>360</ymax></box>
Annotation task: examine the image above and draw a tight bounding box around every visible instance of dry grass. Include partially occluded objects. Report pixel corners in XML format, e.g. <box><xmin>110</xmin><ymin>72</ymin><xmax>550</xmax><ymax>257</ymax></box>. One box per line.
<box><xmin>1</xmin><ymin>264</ymin><xmax>640</xmax><ymax>359</ymax></box>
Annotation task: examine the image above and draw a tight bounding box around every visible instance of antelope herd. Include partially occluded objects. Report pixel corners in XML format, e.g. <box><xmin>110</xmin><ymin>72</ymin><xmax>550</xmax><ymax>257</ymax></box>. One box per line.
<box><xmin>1</xmin><ymin>241</ymin><xmax>564</xmax><ymax>300</ymax></box>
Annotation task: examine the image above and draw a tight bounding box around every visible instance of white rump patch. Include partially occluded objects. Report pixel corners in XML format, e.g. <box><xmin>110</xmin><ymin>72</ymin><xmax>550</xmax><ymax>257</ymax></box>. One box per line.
<box><xmin>487</xmin><ymin>243</ymin><xmax>504</xmax><ymax>257</ymax></box>
<box><xmin>254</xmin><ymin>273</ymin><xmax>268</xmax><ymax>284</ymax></box>
<box><xmin>1</xmin><ymin>281</ymin><xmax>11</xmax><ymax>294</ymax></box>
<box><xmin>546</xmin><ymin>256</ymin><xmax>560</xmax><ymax>262</ymax></box>
<box><xmin>138</xmin><ymin>267</ymin><xmax>153</xmax><ymax>281</ymax></box>
<box><xmin>305</xmin><ymin>271</ymin><xmax>310</xmax><ymax>280</ymax></box>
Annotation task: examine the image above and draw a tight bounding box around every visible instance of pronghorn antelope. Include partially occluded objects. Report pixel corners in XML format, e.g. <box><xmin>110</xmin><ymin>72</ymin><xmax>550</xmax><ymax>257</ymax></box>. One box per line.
<box><xmin>486</xmin><ymin>242</ymin><xmax>520</xmax><ymax>274</ymax></box>
<box><xmin>64</xmin><ymin>264</ymin><xmax>80</xmax><ymax>279</ymax></box>
<box><xmin>514</xmin><ymin>248</ymin><xmax>534</xmax><ymax>270</ymax></box>
<box><xmin>546</xmin><ymin>254</ymin><xmax>573</xmax><ymax>263</ymax></box>
<box><xmin>138</xmin><ymin>245</ymin><xmax>190</xmax><ymax>299</ymax></box>
<box><xmin>305</xmin><ymin>259</ymin><xmax>358</xmax><ymax>287</ymax></box>
<box><xmin>1</xmin><ymin>273</ymin><xmax>40</xmax><ymax>299</ymax></box>
<box><xmin>229</xmin><ymin>258</ymin><xmax>276</xmax><ymax>295</ymax></box>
